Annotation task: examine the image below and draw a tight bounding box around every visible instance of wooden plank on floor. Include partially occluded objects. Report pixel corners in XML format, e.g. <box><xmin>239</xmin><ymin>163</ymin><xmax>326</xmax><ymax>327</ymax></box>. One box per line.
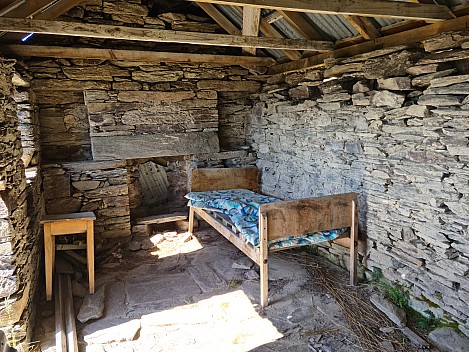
<box><xmin>136</xmin><ymin>212</ymin><xmax>188</xmax><ymax>225</ymax></box>
<box><xmin>55</xmin><ymin>274</ymin><xmax>66</xmax><ymax>352</ymax></box>
<box><xmin>63</xmin><ymin>274</ymin><xmax>78</xmax><ymax>352</ymax></box>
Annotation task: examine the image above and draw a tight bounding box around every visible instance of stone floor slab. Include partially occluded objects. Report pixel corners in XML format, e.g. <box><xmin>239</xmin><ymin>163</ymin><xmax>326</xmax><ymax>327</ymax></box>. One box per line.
<box><xmin>125</xmin><ymin>271</ymin><xmax>201</xmax><ymax>305</ymax></box>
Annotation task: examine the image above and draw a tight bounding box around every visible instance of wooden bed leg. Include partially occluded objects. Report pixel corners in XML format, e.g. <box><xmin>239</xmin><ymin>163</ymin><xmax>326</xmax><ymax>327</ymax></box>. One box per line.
<box><xmin>188</xmin><ymin>206</ymin><xmax>195</xmax><ymax>235</ymax></box>
<box><xmin>350</xmin><ymin>199</ymin><xmax>358</xmax><ymax>286</ymax></box>
<box><xmin>260</xmin><ymin>212</ymin><xmax>269</xmax><ymax>307</ymax></box>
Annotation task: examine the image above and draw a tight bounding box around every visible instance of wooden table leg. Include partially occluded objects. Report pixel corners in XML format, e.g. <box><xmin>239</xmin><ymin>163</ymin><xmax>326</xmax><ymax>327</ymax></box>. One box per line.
<box><xmin>86</xmin><ymin>220</ymin><xmax>95</xmax><ymax>294</ymax></box>
<box><xmin>44</xmin><ymin>223</ymin><xmax>53</xmax><ymax>301</ymax></box>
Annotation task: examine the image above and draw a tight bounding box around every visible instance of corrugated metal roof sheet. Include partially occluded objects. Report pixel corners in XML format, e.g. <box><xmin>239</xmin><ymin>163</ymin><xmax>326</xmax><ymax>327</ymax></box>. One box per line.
<box><xmin>305</xmin><ymin>13</ymin><xmax>358</xmax><ymax>40</ymax></box>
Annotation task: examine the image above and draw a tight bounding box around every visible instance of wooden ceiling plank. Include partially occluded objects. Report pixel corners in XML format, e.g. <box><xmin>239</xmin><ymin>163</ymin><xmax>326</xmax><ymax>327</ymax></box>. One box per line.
<box><xmin>190</xmin><ymin>0</ymin><xmax>454</xmax><ymax>22</ymax></box>
<box><xmin>196</xmin><ymin>2</ymin><xmax>240</xmax><ymax>34</ymax></box>
<box><xmin>343</xmin><ymin>15</ymin><xmax>381</xmax><ymax>40</ymax></box>
<box><xmin>269</xmin><ymin>14</ymin><xmax>469</xmax><ymax>75</ymax></box>
<box><xmin>277</xmin><ymin>10</ymin><xmax>324</xmax><ymax>40</ymax></box>
<box><xmin>0</xmin><ymin>44</ymin><xmax>276</xmax><ymax>66</ymax></box>
<box><xmin>242</xmin><ymin>6</ymin><xmax>261</xmax><ymax>55</ymax></box>
<box><xmin>0</xmin><ymin>17</ymin><xmax>334</xmax><ymax>51</ymax></box>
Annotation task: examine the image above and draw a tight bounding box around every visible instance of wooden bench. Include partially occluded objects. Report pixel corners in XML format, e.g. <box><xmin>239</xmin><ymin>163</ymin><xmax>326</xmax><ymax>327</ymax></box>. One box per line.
<box><xmin>136</xmin><ymin>212</ymin><xmax>188</xmax><ymax>234</ymax></box>
<box><xmin>41</xmin><ymin>212</ymin><xmax>96</xmax><ymax>301</ymax></box>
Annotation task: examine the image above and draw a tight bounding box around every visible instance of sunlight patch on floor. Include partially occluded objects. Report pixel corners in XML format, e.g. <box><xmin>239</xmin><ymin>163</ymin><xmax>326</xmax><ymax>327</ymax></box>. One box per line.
<box><xmin>138</xmin><ymin>290</ymin><xmax>283</xmax><ymax>351</ymax></box>
<box><xmin>150</xmin><ymin>231</ymin><xmax>204</xmax><ymax>258</ymax></box>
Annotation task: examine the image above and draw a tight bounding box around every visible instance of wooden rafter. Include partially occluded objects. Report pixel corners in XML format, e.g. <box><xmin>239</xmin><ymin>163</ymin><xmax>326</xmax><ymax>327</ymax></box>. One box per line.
<box><xmin>259</xmin><ymin>18</ymin><xmax>301</xmax><ymax>60</ymax></box>
<box><xmin>343</xmin><ymin>15</ymin><xmax>381</xmax><ymax>40</ymax></box>
<box><xmin>242</xmin><ymin>6</ymin><xmax>261</xmax><ymax>55</ymax></box>
<box><xmin>0</xmin><ymin>44</ymin><xmax>276</xmax><ymax>66</ymax></box>
<box><xmin>0</xmin><ymin>17</ymin><xmax>334</xmax><ymax>51</ymax></box>
<box><xmin>234</xmin><ymin>6</ymin><xmax>302</xmax><ymax>61</ymax></box>
<box><xmin>190</xmin><ymin>0</ymin><xmax>454</xmax><ymax>22</ymax></box>
<box><xmin>269</xmin><ymin>14</ymin><xmax>469</xmax><ymax>75</ymax></box>
<box><xmin>277</xmin><ymin>10</ymin><xmax>324</xmax><ymax>40</ymax></box>
<box><xmin>196</xmin><ymin>2</ymin><xmax>240</xmax><ymax>34</ymax></box>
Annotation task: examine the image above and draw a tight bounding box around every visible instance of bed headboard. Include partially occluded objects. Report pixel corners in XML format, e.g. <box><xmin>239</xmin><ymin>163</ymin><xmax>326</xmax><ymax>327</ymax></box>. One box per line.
<box><xmin>191</xmin><ymin>167</ymin><xmax>259</xmax><ymax>192</ymax></box>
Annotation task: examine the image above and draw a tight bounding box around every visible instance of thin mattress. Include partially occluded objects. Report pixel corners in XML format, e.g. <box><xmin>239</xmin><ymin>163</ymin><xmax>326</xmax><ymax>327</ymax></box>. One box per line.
<box><xmin>185</xmin><ymin>189</ymin><xmax>344</xmax><ymax>250</ymax></box>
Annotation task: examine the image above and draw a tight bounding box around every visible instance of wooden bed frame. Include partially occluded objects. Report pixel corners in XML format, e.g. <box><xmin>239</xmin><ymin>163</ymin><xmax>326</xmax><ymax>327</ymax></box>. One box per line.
<box><xmin>188</xmin><ymin>167</ymin><xmax>358</xmax><ymax>307</ymax></box>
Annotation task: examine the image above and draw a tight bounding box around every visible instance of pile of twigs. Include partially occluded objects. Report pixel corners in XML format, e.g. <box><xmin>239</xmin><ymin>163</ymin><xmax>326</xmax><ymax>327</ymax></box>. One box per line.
<box><xmin>279</xmin><ymin>251</ymin><xmax>422</xmax><ymax>352</ymax></box>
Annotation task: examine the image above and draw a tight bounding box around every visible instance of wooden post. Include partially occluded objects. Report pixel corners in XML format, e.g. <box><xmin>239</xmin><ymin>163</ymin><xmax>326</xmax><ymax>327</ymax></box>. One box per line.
<box><xmin>259</xmin><ymin>212</ymin><xmax>269</xmax><ymax>307</ymax></box>
<box><xmin>350</xmin><ymin>200</ymin><xmax>358</xmax><ymax>286</ymax></box>
<box><xmin>188</xmin><ymin>206</ymin><xmax>195</xmax><ymax>235</ymax></box>
<box><xmin>86</xmin><ymin>220</ymin><xmax>95</xmax><ymax>294</ymax></box>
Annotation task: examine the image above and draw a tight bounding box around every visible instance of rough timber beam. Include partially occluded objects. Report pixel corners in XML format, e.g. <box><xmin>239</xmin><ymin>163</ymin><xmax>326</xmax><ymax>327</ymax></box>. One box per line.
<box><xmin>269</xmin><ymin>14</ymin><xmax>469</xmax><ymax>75</ymax></box>
<box><xmin>242</xmin><ymin>6</ymin><xmax>261</xmax><ymax>55</ymax></box>
<box><xmin>1</xmin><ymin>0</ymin><xmax>84</xmax><ymax>41</ymax></box>
<box><xmin>190</xmin><ymin>0</ymin><xmax>454</xmax><ymax>22</ymax></box>
<box><xmin>0</xmin><ymin>17</ymin><xmax>334</xmax><ymax>51</ymax></box>
<box><xmin>343</xmin><ymin>15</ymin><xmax>381</xmax><ymax>40</ymax></box>
<box><xmin>234</xmin><ymin>6</ymin><xmax>302</xmax><ymax>61</ymax></box>
<box><xmin>0</xmin><ymin>44</ymin><xmax>276</xmax><ymax>66</ymax></box>
<box><xmin>196</xmin><ymin>2</ymin><xmax>240</xmax><ymax>34</ymax></box>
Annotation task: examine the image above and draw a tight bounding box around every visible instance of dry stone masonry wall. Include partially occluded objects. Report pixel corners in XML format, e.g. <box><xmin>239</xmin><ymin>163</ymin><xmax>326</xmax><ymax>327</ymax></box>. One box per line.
<box><xmin>29</xmin><ymin>60</ymin><xmax>261</xmax><ymax>162</ymax></box>
<box><xmin>42</xmin><ymin>161</ymin><xmax>131</xmax><ymax>240</ymax></box>
<box><xmin>0</xmin><ymin>58</ymin><xmax>43</xmax><ymax>346</ymax></box>
<box><xmin>248</xmin><ymin>34</ymin><xmax>469</xmax><ymax>335</ymax></box>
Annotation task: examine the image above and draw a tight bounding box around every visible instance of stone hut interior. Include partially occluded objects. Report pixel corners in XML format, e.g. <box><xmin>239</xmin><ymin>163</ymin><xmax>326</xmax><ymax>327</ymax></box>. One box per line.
<box><xmin>0</xmin><ymin>0</ymin><xmax>469</xmax><ymax>351</ymax></box>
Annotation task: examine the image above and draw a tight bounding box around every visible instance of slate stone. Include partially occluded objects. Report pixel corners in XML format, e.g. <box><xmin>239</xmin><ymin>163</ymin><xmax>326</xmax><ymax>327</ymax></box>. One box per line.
<box><xmin>370</xmin><ymin>294</ymin><xmax>407</xmax><ymax>327</ymax></box>
<box><xmin>428</xmin><ymin>327</ymin><xmax>469</xmax><ymax>352</ymax></box>
<box><xmin>82</xmin><ymin>318</ymin><xmax>141</xmax><ymax>344</ymax></box>
<box><xmin>232</xmin><ymin>257</ymin><xmax>254</xmax><ymax>270</ymax></box>
<box><xmin>77</xmin><ymin>286</ymin><xmax>106</xmax><ymax>323</ymax></box>
<box><xmin>371</xmin><ymin>90</ymin><xmax>405</xmax><ymax>108</ymax></box>
<box><xmin>187</xmin><ymin>264</ymin><xmax>225</xmax><ymax>292</ymax></box>
<box><xmin>378</xmin><ymin>77</ymin><xmax>412</xmax><ymax>91</ymax></box>
<box><xmin>418</xmin><ymin>94</ymin><xmax>464</xmax><ymax>106</ymax></box>
<box><xmin>126</xmin><ymin>272</ymin><xmax>200</xmax><ymax>304</ymax></box>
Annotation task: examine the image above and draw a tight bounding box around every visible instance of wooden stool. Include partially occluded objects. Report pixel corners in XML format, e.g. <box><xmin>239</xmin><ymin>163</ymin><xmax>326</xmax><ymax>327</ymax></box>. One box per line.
<box><xmin>41</xmin><ymin>212</ymin><xmax>96</xmax><ymax>301</ymax></box>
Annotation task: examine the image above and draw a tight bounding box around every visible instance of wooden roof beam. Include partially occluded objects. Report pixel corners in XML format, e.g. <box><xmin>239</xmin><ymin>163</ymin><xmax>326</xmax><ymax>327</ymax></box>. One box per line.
<box><xmin>190</xmin><ymin>0</ymin><xmax>455</xmax><ymax>22</ymax></box>
<box><xmin>1</xmin><ymin>0</ymin><xmax>85</xmax><ymax>41</ymax></box>
<box><xmin>242</xmin><ymin>6</ymin><xmax>261</xmax><ymax>55</ymax></box>
<box><xmin>343</xmin><ymin>15</ymin><xmax>381</xmax><ymax>40</ymax></box>
<box><xmin>269</xmin><ymin>14</ymin><xmax>469</xmax><ymax>75</ymax></box>
<box><xmin>196</xmin><ymin>2</ymin><xmax>240</xmax><ymax>34</ymax></box>
<box><xmin>0</xmin><ymin>44</ymin><xmax>276</xmax><ymax>66</ymax></box>
<box><xmin>0</xmin><ymin>17</ymin><xmax>334</xmax><ymax>51</ymax></box>
<box><xmin>233</xmin><ymin>6</ymin><xmax>302</xmax><ymax>61</ymax></box>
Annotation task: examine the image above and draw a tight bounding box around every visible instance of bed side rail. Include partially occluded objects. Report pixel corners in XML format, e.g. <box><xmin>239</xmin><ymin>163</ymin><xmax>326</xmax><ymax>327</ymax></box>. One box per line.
<box><xmin>259</xmin><ymin>192</ymin><xmax>357</xmax><ymax>242</ymax></box>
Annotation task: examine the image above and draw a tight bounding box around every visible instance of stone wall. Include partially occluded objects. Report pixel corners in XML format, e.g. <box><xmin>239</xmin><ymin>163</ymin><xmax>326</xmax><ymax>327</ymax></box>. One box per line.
<box><xmin>247</xmin><ymin>35</ymin><xmax>469</xmax><ymax>334</ymax></box>
<box><xmin>42</xmin><ymin>161</ymin><xmax>131</xmax><ymax>240</ymax></box>
<box><xmin>0</xmin><ymin>58</ymin><xmax>43</xmax><ymax>346</ymax></box>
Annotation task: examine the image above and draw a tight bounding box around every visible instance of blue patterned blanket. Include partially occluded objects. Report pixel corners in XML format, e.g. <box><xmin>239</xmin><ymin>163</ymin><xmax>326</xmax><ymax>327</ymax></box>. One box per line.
<box><xmin>185</xmin><ymin>189</ymin><xmax>343</xmax><ymax>250</ymax></box>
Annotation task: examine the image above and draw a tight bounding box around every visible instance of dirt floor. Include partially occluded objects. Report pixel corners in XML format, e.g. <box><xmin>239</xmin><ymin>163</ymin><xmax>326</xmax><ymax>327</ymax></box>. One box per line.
<box><xmin>33</xmin><ymin>223</ymin><xmax>440</xmax><ymax>352</ymax></box>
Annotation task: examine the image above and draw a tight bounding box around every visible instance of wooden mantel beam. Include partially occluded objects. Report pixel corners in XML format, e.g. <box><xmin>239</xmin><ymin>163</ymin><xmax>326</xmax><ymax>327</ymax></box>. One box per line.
<box><xmin>189</xmin><ymin>0</ymin><xmax>455</xmax><ymax>22</ymax></box>
<box><xmin>0</xmin><ymin>44</ymin><xmax>277</xmax><ymax>66</ymax></box>
<box><xmin>0</xmin><ymin>17</ymin><xmax>334</xmax><ymax>51</ymax></box>
<box><xmin>269</xmin><ymin>14</ymin><xmax>469</xmax><ymax>75</ymax></box>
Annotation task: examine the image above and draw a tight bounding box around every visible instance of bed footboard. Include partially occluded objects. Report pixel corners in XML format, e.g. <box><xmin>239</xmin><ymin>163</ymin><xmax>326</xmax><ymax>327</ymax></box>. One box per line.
<box><xmin>259</xmin><ymin>192</ymin><xmax>358</xmax><ymax>292</ymax></box>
